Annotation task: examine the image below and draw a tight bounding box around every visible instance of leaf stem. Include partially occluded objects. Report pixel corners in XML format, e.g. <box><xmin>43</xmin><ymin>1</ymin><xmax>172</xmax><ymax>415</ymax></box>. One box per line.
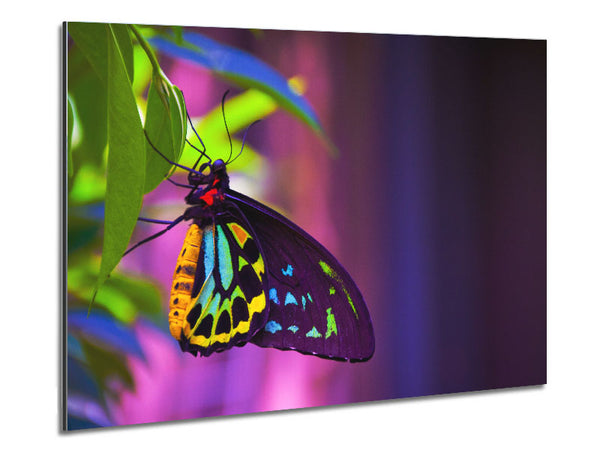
<box><xmin>129</xmin><ymin>24</ymin><xmax>173</xmax><ymax>114</ymax></box>
<box><xmin>128</xmin><ymin>24</ymin><xmax>162</xmax><ymax>75</ymax></box>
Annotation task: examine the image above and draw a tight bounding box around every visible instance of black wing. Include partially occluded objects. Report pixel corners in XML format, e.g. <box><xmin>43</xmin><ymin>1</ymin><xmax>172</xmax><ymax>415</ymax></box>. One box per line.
<box><xmin>225</xmin><ymin>189</ymin><xmax>375</xmax><ymax>362</ymax></box>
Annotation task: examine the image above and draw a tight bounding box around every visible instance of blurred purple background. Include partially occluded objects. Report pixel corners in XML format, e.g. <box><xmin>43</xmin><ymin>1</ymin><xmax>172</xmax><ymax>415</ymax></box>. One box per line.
<box><xmin>111</xmin><ymin>29</ymin><xmax>546</xmax><ymax>425</ymax></box>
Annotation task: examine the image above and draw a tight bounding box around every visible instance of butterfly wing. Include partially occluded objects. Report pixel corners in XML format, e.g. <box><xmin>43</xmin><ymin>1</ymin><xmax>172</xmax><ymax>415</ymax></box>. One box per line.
<box><xmin>169</xmin><ymin>206</ymin><xmax>269</xmax><ymax>357</ymax></box>
<box><xmin>225</xmin><ymin>189</ymin><xmax>375</xmax><ymax>362</ymax></box>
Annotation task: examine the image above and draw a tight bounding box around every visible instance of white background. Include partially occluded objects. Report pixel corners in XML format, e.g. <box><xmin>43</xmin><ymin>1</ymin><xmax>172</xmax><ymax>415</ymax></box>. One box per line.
<box><xmin>1</xmin><ymin>0</ymin><xmax>598</xmax><ymax>448</ymax></box>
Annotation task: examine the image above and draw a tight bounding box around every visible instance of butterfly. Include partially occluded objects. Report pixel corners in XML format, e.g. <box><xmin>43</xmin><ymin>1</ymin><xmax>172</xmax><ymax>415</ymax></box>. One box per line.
<box><xmin>126</xmin><ymin>95</ymin><xmax>375</xmax><ymax>362</ymax></box>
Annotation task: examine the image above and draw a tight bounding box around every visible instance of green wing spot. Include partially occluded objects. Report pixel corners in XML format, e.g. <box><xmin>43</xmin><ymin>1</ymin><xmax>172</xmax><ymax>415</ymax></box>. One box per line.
<box><xmin>238</xmin><ymin>256</ymin><xmax>248</xmax><ymax>270</ymax></box>
<box><xmin>319</xmin><ymin>260</ymin><xmax>358</xmax><ymax>318</ymax></box>
<box><xmin>329</xmin><ymin>286</ymin><xmax>336</xmax><ymax>295</ymax></box>
<box><xmin>325</xmin><ymin>307</ymin><xmax>338</xmax><ymax>339</ymax></box>
<box><xmin>319</xmin><ymin>260</ymin><xmax>334</xmax><ymax>277</ymax></box>
<box><xmin>206</xmin><ymin>292</ymin><xmax>221</xmax><ymax>317</ymax></box>
<box><xmin>305</xmin><ymin>326</ymin><xmax>322</xmax><ymax>338</ymax></box>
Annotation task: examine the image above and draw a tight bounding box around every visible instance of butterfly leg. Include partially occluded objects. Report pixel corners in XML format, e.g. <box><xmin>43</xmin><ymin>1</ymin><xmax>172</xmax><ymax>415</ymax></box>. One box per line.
<box><xmin>164</xmin><ymin>177</ymin><xmax>196</xmax><ymax>189</ymax></box>
<box><xmin>137</xmin><ymin>217</ymin><xmax>175</xmax><ymax>225</ymax></box>
<box><xmin>124</xmin><ymin>214</ymin><xmax>186</xmax><ymax>256</ymax></box>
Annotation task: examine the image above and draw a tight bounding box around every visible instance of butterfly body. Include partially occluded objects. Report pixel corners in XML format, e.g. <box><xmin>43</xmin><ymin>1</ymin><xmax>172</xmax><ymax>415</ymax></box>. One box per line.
<box><xmin>166</xmin><ymin>160</ymin><xmax>268</xmax><ymax>356</ymax></box>
<box><xmin>157</xmin><ymin>155</ymin><xmax>374</xmax><ymax>361</ymax></box>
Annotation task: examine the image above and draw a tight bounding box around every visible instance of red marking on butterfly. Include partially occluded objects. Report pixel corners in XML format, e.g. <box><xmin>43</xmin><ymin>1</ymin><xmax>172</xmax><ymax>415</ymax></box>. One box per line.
<box><xmin>200</xmin><ymin>188</ymin><xmax>218</xmax><ymax>206</ymax></box>
<box><xmin>199</xmin><ymin>176</ymin><xmax>225</xmax><ymax>206</ymax></box>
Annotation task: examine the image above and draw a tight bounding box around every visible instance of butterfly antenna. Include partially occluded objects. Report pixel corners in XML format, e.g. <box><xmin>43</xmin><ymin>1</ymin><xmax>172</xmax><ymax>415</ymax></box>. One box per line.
<box><xmin>186</xmin><ymin>110</ymin><xmax>208</xmax><ymax>156</ymax></box>
<box><xmin>144</xmin><ymin>129</ymin><xmax>204</xmax><ymax>176</ymax></box>
<box><xmin>221</xmin><ymin>90</ymin><xmax>234</xmax><ymax>164</ymax></box>
<box><xmin>228</xmin><ymin>119</ymin><xmax>262</xmax><ymax>165</ymax></box>
<box><xmin>185</xmin><ymin>113</ymin><xmax>213</xmax><ymax>172</ymax></box>
<box><xmin>179</xmin><ymin>90</ymin><xmax>211</xmax><ymax>166</ymax></box>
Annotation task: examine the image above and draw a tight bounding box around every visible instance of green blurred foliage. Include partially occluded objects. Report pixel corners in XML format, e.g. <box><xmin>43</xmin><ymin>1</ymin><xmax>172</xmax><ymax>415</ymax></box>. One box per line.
<box><xmin>66</xmin><ymin>22</ymin><xmax>176</xmax><ymax>428</ymax></box>
<box><xmin>78</xmin><ymin>338</ymin><xmax>135</xmax><ymax>396</ymax></box>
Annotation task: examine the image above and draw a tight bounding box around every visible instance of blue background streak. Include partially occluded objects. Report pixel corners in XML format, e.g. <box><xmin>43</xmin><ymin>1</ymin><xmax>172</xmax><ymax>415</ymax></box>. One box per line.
<box><xmin>151</xmin><ymin>32</ymin><xmax>322</xmax><ymax>129</ymax></box>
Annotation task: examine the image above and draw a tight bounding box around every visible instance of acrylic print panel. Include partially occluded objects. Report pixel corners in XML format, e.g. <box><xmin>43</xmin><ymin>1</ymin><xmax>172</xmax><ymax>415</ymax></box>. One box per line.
<box><xmin>63</xmin><ymin>22</ymin><xmax>546</xmax><ymax>430</ymax></box>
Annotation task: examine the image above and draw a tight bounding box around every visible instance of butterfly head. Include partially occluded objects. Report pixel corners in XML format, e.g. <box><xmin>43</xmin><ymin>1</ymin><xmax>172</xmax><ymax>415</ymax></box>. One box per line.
<box><xmin>185</xmin><ymin>159</ymin><xmax>230</xmax><ymax>206</ymax></box>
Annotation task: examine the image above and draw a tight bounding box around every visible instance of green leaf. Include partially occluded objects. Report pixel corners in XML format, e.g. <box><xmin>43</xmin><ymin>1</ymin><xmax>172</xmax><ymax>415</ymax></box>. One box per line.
<box><xmin>67</xmin><ymin>96</ymin><xmax>74</xmax><ymax>177</ymax></box>
<box><xmin>68</xmin><ymin>22</ymin><xmax>109</xmax><ymax>85</ymax></box>
<box><xmin>69</xmin><ymin>22</ymin><xmax>133</xmax><ymax>85</ymax></box>
<box><xmin>96</xmin><ymin>24</ymin><xmax>146</xmax><ymax>299</ymax></box>
<box><xmin>143</xmin><ymin>79</ymin><xmax>188</xmax><ymax>192</ymax></box>
<box><xmin>169</xmin><ymin>84</ymin><xmax>187</xmax><ymax>162</ymax></box>
<box><xmin>143</xmin><ymin>77</ymin><xmax>176</xmax><ymax>192</ymax></box>
<box><xmin>67</xmin><ymin>38</ymin><xmax>107</xmax><ymax>171</ymax></box>
<box><xmin>111</xmin><ymin>24</ymin><xmax>134</xmax><ymax>83</ymax></box>
<box><xmin>129</xmin><ymin>23</ymin><xmax>188</xmax><ymax>192</ymax></box>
